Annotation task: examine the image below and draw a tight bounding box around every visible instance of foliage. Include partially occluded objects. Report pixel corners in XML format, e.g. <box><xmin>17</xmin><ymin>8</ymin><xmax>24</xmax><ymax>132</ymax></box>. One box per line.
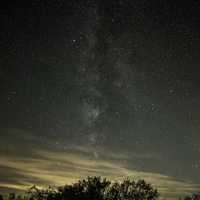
<box><xmin>26</xmin><ymin>186</ymin><xmax>60</xmax><ymax>200</ymax></box>
<box><xmin>184</xmin><ymin>193</ymin><xmax>200</xmax><ymax>200</ymax></box>
<box><xmin>58</xmin><ymin>176</ymin><xmax>110</xmax><ymax>200</ymax></box>
<box><xmin>58</xmin><ymin>176</ymin><xmax>158</xmax><ymax>200</ymax></box>
<box><xmin>106</xmin><ymin>179</ymin><xmax>159</xmax><ymax>200</ymax></box>
<box><xmin>0</xmin><ymin>176</ymin><xmax>199</xmax><ymax>200</ymax></box>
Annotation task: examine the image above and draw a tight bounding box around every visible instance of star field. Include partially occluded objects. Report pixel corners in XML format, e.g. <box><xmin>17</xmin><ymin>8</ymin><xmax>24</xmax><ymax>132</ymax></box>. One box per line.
<box><xmin>0</xmin><ymin>1</ymin><xmax>200</xmax><ymax>199</ymax></box>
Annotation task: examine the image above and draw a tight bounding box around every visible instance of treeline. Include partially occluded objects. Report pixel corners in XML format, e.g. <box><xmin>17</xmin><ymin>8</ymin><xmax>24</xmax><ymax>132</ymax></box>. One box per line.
<box><xmin>0</xmin><ymin>177</ymin><xmax>199</xmax><ymax>200</ymax></box>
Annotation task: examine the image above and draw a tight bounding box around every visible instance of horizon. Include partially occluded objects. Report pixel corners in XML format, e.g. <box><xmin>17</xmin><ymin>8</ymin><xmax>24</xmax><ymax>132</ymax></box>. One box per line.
<box><xmin>1</xmin><ymin>1</ymin><xmax>200</xmax><ymax>199</ymax></box>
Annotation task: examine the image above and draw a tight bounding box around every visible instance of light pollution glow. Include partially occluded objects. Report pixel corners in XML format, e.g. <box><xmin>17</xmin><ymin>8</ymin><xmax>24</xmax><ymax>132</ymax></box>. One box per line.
<box><xmin>0</xmin><ymin>147</ymin><xmax>199</xmax><ymax>200</ymax></box>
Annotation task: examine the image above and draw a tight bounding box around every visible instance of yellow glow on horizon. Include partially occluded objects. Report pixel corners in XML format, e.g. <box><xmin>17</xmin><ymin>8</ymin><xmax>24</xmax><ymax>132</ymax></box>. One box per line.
<box><xmin>0</xmin><ymin>148</ymin><xmax>199</xmax><ymax>199</ymax></box>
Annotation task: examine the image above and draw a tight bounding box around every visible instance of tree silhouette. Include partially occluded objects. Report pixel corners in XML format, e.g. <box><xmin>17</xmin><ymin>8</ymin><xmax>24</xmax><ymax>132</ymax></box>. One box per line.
<box><xmin>1</xmin><ymin>176</ymin><xmax>199</xmax><ymax>200</ymax></box>
<box><xmin>59</xmin><ymin>177</ymin><xmax>110</xmax><ymax>200</ymax></box>
<box><xmin>8</xmin><ymin>193</ymin><xmax>15</xmax><ymax>200</ymax></box>
<box><xmin>27</xmin><ymin>185</ymin><xmax>60</xmax><ymax>200</ymax></box>
<box><xmin>58</xmin><ymin>176</ymin><xmax>159</xmax><ymax>200</ymax></box>
<box><xmin>184</xmin><ymin>193</ymin><xmax>200</xmax><ymax>200</ymax></box>
<box><xmin>106</xmin><ymin>179</ymin><xmax>159</xmax><ymax>200</ymax></box>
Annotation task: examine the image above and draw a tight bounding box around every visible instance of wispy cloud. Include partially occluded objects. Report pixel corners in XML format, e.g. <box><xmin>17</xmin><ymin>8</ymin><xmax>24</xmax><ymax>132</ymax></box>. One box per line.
<box><xmin>0</xmin><ymin>147</ymin><xmax>199</xmax><ymax>199</ymax></box>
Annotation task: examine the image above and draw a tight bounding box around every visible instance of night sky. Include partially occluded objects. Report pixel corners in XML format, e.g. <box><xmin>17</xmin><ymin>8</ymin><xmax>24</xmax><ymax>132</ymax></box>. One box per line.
<box><xmin>0</xmin><ymin>1</ymin><xmax>200</xmax><ymax>199</ymax></box>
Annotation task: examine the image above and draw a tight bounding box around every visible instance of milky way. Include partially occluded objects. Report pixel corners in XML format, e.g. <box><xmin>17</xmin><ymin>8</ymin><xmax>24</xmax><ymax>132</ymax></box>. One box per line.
<box><xmin>0</xmin><ymin>1</ymin><xmax>200</xmax><ymax>199</ymax></box>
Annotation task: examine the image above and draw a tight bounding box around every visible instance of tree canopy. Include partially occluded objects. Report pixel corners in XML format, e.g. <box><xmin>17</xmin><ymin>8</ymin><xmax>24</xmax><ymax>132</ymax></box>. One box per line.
<box><xmin>0</xmin><ymin>177</ymin><xmax>199</xmax><ymax>200</ymax></box>
<box><xmin>27</xmin><ymin>177</ymin><xmax>159</xmax><ymax>200</ymax></box>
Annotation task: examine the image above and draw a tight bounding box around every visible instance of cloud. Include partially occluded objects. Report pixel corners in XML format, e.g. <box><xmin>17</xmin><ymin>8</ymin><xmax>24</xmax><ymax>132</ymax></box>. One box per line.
<box><xmin>0</xmin><ymin>128</ymin><xmax>199</xmax><ymax>199</ymax></box>
<box><xmin>0</xmin><ymin>147</ymin><xmax>200</xmax><ymax>199</ymax></box>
